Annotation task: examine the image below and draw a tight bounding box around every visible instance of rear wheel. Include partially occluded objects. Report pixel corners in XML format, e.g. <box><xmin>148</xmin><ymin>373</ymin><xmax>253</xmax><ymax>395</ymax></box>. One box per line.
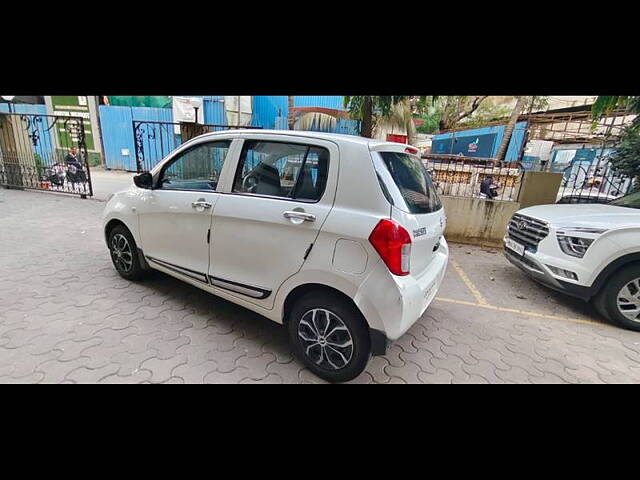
<box><xmin>287</xmin><ymin>291</ymin><xmax>371</xmax><ymax>383</ymax></box>
<box><xmin>596</xmin><ymin>264</ymin><xmax>640</xmax><ymax>331</ymax></box>
<box><xmin>108</xmin><ymin>225</ymin><xmax>146</xmax><ymax>281</ymax></box>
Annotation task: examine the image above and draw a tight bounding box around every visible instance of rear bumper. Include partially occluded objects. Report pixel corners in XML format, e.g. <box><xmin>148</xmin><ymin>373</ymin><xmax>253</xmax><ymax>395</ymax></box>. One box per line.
<box><xmin>356</xmin><ymin>237</ymin><xmax>449</xmax><ymax>352</ymax></box>
<box><xmin>503</xmin><ymin>247</ymin><xmax>595</xmax><ymax>301</ymax></box>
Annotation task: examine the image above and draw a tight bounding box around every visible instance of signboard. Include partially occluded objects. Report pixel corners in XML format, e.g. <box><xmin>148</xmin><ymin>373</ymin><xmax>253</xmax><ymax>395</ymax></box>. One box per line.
<box><xmin>451</xmin><ymin>133</ymin><xmax>497</xmax><ymax>157</ymax></box>
<box><xmin>172</xmin><ymin>97</ymin><xmax>204</xmax><ymax>134</ymax></box>
<box><xmin>50</xmin><ymin>96</ymin><xmax>95</xmax><ymax>151</ymax></box>
<box><xmin>432</xmin><ymin>133</ymin><xmax>498</xmax><ymax>158</ymax></box>
<box><xmin>431</xmin><ymin>137</ymin><xmax>453</xmax><ymax>155</ymax></box>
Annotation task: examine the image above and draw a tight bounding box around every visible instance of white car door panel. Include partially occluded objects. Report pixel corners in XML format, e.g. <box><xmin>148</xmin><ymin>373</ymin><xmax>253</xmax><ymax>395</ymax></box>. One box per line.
<box><xmin>137</xmin><ymin>139</ymin><xmax>232</xmax><ymax>281</ymax></box>
<box><xmin>208</xmin><ymin>137</ymin><xmax>338</xmax><ymax>309</ymax></box>
<box><xmin>138</xmin><ymin>190</ymin><xmax>217</xmax><ymax>279</ymax></box>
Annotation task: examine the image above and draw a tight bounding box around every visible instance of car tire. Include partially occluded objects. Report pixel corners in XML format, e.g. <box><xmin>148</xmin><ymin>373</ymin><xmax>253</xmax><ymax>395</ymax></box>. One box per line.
<box><xmin>592</xmin><ymin>288</ymin><xmax>611</xmax><ymax>322</ymax></box>
<box><xmin>596</xmin><ymin>264</ymin><xmax>640</xmax><ymax>331</ymax></box>
<box><xmin>287</xmin><ymin>290</ymin><xmax>371</xmax><ymax>383</ymax></box>
<box><xmin>108</xmin><ymin>225</ymin><xmax>147</xmax><ymax>281</ymax></box>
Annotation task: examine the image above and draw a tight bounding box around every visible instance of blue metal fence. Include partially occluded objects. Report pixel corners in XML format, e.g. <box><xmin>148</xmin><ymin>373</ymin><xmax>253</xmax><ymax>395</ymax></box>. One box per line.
<box><xmin>99</xmin><ymin>96</ymin><xmax>355</xmax><ymax>170</ymax></box>
<box><xmin>100</xmin><ymin>99</ymin><xmax>228</xmax><ymax>171</ymax></box>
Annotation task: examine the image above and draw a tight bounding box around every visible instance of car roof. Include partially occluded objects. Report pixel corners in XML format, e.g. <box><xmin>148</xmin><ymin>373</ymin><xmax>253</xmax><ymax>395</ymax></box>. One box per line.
<box><xmin>195</xmin><ymin>129</ymin><xmax>409</xmax><ymax>150</ymax></box>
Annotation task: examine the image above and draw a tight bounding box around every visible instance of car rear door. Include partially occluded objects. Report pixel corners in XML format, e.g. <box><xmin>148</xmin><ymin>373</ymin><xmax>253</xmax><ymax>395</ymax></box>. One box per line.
<box><xmin>208</xmin><ymin>135</ymin><xmax>338</xmax><ymax>308</ymax></box>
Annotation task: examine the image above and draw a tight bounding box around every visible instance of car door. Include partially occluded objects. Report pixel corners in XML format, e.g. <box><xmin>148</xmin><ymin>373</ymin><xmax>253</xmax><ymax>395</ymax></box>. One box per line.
<box><xmin>208</xmin><ymin>136</ymin><xmax>338</xmax><ymax>308</ymax></box>
<box><xmin>137</xmin><ymin>139</ymin><xmax>233</xmax><ymax>283</ymax></box>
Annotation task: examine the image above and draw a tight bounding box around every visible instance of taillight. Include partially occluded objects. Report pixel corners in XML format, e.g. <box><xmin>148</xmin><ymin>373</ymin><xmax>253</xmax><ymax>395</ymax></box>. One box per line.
<box><xmin>405</xmin><ymin>146</ymin><xmax>418</xmax><ymax>155</ymax></box>
<box><xmin>368</xmin><ymin>219</ymin><xmax>412</xmax><ymax>276</ymax></box>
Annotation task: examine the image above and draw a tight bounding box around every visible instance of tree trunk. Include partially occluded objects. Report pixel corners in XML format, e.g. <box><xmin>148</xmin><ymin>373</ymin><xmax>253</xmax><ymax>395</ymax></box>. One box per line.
<box><xmin>360</xmin><ymin>96</ymin><xmax>374</xmax><ymax>138</ymax></box>
<box><xmin>494</xmin><ymin>96</ymin><xmax>527</xmax><ymax>162</ymax></box>
<box><xmin>287</xmin><ymin>96</ymin><xmax>295</xmax><ymax>130</ymax></box>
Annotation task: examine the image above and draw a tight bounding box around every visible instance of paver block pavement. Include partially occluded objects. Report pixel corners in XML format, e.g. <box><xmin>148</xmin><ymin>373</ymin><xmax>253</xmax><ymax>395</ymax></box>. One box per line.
<box><xmin>3</xmin><ymin>187</ymin><xmax>640</xmax><ymax>384</ymax></box>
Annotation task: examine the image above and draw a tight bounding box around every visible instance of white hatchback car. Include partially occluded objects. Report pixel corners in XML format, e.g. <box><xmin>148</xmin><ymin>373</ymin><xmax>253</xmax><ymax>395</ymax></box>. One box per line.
<box><xmin>103</xmin><ymin>130</ymin><xmax>448</xmax><ymax>382</ymax></box>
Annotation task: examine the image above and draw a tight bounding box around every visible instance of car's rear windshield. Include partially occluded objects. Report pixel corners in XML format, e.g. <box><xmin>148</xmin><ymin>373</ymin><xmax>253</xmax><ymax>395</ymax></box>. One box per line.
<box><xmin>609</xmin><ymin>191</ymin><xmax>640</xmax><ymax>209</ymax></box>
<box><xmin>375</xmin><ymin>151</ymin><xmax>442</xmax><ymax>214</ymax></box>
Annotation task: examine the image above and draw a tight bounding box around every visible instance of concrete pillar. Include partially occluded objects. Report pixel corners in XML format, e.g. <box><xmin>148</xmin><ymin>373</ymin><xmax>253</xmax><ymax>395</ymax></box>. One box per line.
<box><xmin>517</xmin><ymin>171</ymin><xmax>563</xmax><ymax>209</ymax></box>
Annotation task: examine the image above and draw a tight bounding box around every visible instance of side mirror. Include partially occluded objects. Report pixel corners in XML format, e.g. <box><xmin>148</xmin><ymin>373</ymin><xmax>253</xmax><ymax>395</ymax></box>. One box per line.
<box><xmin>133</xmin><ymin>172</ymin><xmax>153</xmax><ymax>189</ymax></box>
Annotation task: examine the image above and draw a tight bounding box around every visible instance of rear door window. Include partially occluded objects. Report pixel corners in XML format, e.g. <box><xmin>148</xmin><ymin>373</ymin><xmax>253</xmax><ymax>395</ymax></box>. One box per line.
<box><xmin>375</xmin><ymin>151</ymin><xmax>442</xmax><ymax>214</ymax></box>
<box><xmin>233</xmin><ymin>140</ymin><xmax>329</xmax><ymax>202</ymax></box>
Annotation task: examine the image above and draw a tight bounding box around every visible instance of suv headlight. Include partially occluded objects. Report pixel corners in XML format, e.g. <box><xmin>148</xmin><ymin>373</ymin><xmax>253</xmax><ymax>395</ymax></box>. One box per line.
<box><xmin>557</xmin><ymin>235</ymin><xmax>594</xmax><ymax>258</ymax></box>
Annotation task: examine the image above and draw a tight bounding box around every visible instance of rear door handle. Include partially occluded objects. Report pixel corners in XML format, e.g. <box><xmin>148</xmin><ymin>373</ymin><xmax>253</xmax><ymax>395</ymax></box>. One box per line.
<box><xmin>283</xmin><ymin>211</ymin><xmax>316</xmax><ymax>222</ymax></box>
<box><xmin>192</xmin><ymin>200</ymin><xmax>213</xmax><ymax>209</ymax></box>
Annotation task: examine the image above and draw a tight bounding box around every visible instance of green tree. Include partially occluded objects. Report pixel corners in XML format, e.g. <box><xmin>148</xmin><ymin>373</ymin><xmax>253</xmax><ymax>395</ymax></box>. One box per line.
<box><xmin>437</xmin><ymin>96</ymin><xmax>488</xmax><ymax>130</ymax></box>
<box><xmin>592</xmin><ymin>95</ymin><xmax>640</xmax><ymax>191</ymax></box>
<box><xmin>343</xmin><ymin>96</ymin><xmax>410</xmax><ymax>138</ymax></box>
<box><xmin>608</xmin><ymin>126</ymin><xmax>640</xmax><ymax>192</ymax></box>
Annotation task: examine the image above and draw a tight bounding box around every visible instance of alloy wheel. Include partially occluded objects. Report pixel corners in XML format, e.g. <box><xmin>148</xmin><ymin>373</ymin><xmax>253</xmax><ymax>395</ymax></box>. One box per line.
<box><xmin>297</xmin><ymin>308</ymin><xmax>354</xmax><ymax>370</ymax></box>
<box><xmin>617</xmin><ymin>277</ymin><xmax>640</xmax><ymax>323</ymax></box>
<box><xmin>111</xmin><ymin>233</ymin><xmax>133</xmax><ymax>273</ymax></box>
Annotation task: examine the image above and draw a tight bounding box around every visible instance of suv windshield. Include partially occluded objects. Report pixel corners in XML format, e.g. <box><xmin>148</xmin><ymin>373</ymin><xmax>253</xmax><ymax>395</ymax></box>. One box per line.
<box><xmin>376</xmin><ymin>151</ymin><xmax>442</xmax><ymax>214</ymax></box>
<box><xmin>609</xmin><ymin>191</ymin><xmax>640</xmax><ymax>209</ymax></box>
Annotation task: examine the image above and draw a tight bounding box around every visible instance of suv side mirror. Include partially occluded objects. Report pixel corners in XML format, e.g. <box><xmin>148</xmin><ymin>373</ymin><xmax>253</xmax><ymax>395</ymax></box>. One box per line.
<box><xmin>134</xmin><ymin>172</ymin><xmax>153</xmax><ymax>189</ymax></box>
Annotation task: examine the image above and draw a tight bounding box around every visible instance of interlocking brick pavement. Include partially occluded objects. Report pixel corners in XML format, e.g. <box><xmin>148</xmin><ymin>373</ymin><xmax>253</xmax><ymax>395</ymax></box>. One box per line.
<box><xmin>2</xmin><ymin>187</ymin><xmax>640</xmax><ymax>383</ymax></box>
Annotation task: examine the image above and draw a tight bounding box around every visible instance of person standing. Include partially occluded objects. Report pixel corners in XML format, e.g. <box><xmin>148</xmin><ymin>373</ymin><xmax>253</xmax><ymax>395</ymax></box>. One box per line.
<box><xmin>480</xmin><ymin>175</ymin><xmax>499</xmax><ymax>199</ymax></box>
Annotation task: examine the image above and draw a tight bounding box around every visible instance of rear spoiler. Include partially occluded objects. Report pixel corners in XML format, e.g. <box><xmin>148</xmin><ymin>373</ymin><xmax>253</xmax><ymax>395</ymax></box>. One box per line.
<box><xmin>369</xmin><ymin>142</ymin><xmax>420</xmax><ymax>156</ymax></box>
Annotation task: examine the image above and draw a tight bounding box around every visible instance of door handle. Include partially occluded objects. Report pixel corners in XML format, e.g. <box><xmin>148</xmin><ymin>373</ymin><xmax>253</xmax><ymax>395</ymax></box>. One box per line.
<box><xmin>192</xmin><ymin>200</ymin><xmax>213</xmax><ymax>209</ymax></box>
<box><xmin>283</xmin><ymin>211</ymin><xmax>316</xmax><ymax>222</ymax></box>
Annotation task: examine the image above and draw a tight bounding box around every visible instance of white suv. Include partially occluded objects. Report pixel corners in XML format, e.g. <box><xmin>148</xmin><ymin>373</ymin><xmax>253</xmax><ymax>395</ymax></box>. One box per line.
<box><xmin>103</xmin><ymin>130</ymin><xmax>448</xmax><ymax>382</ymax></box>
<box><xmin>504</xmin><ymin>191</ymin><xmax>640</xmax><ymax>331</ymax></box>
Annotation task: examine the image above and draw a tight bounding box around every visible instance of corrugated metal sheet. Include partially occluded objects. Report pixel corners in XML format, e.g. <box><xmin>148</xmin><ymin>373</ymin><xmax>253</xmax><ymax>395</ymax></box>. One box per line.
<box><xmin>294</xmin><ymin>96</ymin><xmax>345</xmax><ymax>110</ymax></box>
<box><xmin>98</xmin><ymin>96</ymin><xmax>355</xmax><ymax>170</ymax></box>
<box><xmin>99</xmin><ymin>100</ymin><xmax>228</xmax><ymax>170</ymax></box>
<box><xmin>99</xmin><ymin>106</ymin><xmax>175</xmax><ymax>170</ymax></box>
<box><xmin>253</xmin><ymin>96</ymin><xmax>287</xmax><ymax>129</ymax></box>
<box><xmin>252</xmin><ymin>96</ymin><xmax>353</xmax><ymax>133</ymax></box>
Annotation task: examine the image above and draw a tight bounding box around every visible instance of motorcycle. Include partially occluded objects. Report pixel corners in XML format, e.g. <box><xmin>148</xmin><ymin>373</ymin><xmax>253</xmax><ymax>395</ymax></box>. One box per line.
<box><xmin>42</xmin><ymin>159</ymin><xmax>88</xmax><ymax>190</ymax></box>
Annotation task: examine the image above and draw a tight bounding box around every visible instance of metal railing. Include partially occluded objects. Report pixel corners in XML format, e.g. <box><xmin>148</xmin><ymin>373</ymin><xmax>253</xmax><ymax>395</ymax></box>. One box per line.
<box><xmin>133</xmin><ymin>120</ymin><xmax>262</xmax><ymax>173</ymax></box>
<box><xmin>0</xmin><ymin>112</ymin><xmax>92</xmax><ymax>197</ymax></box>
<box><xmin>423</xmin><ymin>154</ymin><xmax>523</xmax><ymax>202</ymax></box>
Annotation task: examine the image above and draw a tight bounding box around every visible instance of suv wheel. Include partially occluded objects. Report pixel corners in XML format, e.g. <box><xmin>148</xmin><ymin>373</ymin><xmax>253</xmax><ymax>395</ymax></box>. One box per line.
<box><xmin>596</xmin><ymin>264</ymin><xmax>640</xmax><ymax>331</ymax></box>
<box><xmin>287</xmin><ymin>291</ymin><xmax>371</xmax><ymax>383</ymax></box>
<box><xmin>108</xmin><ymin>225</ymin><xmax>146</xmax><ymax>281</ymax></box>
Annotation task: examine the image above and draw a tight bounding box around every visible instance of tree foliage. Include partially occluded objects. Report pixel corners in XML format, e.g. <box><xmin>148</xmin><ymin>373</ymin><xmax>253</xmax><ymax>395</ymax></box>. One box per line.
<box><xmin>592</xmin><ymin>96</ymin><xmax>640</xmax><ymax>191</ymax></box>
<box><xmin>608</xmin><ymin>126</ymin><xmax>640</xmax><ymax>191</ymax></box>
<box><xmin>591</xmin><ymin>96</ymin><xmax>640</xmax><ymax>129</ymax></box>
<box><xmin>412</xmin><ymin>96</ymin><xmax>549</xmax><ymax>133</ymax></box>
<box><xmin>343</xmin><ymin>96</ymin><xmax>415</xmax><ymax>138</ymax></box>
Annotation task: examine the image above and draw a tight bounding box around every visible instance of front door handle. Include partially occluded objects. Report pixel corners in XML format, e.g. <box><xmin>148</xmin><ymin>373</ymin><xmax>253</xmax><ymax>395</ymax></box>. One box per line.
<box><xmin>283</xmin><ymin>211</ymin><xmax>316</xmax><ymax>222</ymax></box>
<box><xmin>192</xmin><ymin>200</ymin><xmax>213</xmax><ymax>209</ymax></box>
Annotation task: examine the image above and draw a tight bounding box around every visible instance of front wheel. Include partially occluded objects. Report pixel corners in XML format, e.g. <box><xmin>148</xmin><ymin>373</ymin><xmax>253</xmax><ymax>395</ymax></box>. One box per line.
<box><xmin>108</xmin><ymin>225</ymin><xmax>147</xmax><ymax>281</ymax></box>
<box><xmin>287</xmin><ymin>291</ymin><xmax>371</xmax><ymax>383</ymax></box>
<box><xmin>595</xmin><ymin>264</ymin><xmax>640</xmax><ymax>331</ymax></box>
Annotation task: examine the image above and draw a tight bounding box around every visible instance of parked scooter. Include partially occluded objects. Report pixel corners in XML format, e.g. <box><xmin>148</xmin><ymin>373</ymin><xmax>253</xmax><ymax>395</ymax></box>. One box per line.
<box><xmin>65</xmin><ymin>157</ymin><xmax>88</xmax><ymax>185</ymax></box>
<box><xmin>43</xmin><ymin>163</ymin><xmax>66</xmax><ymax>187</ymax></box>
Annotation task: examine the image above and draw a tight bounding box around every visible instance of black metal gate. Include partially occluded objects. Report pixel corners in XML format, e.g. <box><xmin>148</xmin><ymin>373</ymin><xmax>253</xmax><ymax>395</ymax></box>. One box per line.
<box><xmin>133</xmin><ymin>120</ymin><xmax>262</xmax><ymax>173</ymax></box>
<box><xmin>0</xmin><ymin>112</ymin><xmax>93</xmax><ymax>197</ymax></box>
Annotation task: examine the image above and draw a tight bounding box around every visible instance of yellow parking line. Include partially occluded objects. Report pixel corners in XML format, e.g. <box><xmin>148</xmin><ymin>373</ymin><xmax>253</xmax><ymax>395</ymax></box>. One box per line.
<box><xmin>433</xmin><ymin>296</ymin><xmax>607</xmax><ymax>328</ymax></box>
<box><xmin>450</xmin><ymin>260</ymin><xmax>489</xmax><ymax>305</ymax></box>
